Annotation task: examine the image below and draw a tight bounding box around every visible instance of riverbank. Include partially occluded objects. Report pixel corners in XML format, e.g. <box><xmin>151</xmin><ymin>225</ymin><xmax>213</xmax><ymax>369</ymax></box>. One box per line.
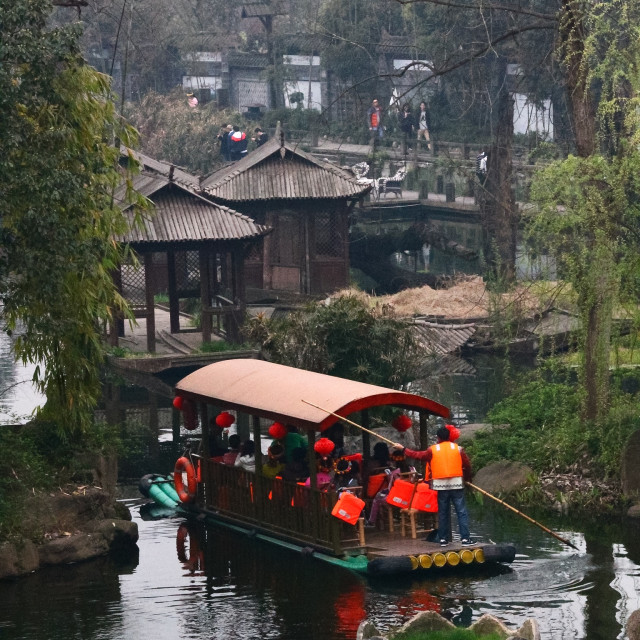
<box><xmin>0</xmin><ymin>484</ymin><xmax>138</xmax><ymax>580</ymax></box>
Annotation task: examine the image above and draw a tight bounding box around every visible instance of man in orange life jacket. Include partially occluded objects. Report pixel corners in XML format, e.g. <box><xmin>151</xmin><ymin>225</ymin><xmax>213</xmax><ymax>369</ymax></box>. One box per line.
<box><xmin>393</xmin><ymin>426</ymin><xmax>472</xmax><ymax>546</ymax></box>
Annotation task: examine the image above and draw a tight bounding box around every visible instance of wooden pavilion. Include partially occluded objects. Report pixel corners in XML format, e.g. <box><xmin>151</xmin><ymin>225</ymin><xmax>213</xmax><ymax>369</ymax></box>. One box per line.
<box><xmin>114</xmin><ymin>154</ymin><xmax>269</xmax><ymax>352</ymax></box>
<box><xmin>200</xmin><ymin>130</ymin><xmax>371</xmax><ymax>294</ymax></box>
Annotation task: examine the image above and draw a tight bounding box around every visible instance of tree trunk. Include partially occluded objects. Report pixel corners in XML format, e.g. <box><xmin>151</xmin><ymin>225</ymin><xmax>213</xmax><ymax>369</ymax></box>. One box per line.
<box><xmin>559</xmin><ymin>0</ymin><xmax>608</xmax><ymax>421</ymax></box>
<box><xmin>479</xmin><ymin>80</ymin><xmax>517</xmax><ymax>287</ymax></box>
<box><xmin>559</xmin><ymin>0</ymin><xmax>597</xmax><ymax>157</ymax></box>
<box><xmin>580</xmin><ymin>244</ymin><xmax>615</xmax><ymax>422</ymax></box>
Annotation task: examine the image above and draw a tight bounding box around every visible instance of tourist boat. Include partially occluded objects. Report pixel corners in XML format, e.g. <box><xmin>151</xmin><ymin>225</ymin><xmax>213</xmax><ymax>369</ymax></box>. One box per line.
<box><xmin>143</xmin><ymin>358</ymin><xmax>516</xmax><ymax>576</ymax></box>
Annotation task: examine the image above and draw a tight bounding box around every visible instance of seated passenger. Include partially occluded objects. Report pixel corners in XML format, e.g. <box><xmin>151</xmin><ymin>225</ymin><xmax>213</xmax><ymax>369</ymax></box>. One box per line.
<box><xmin>281</xmin><ymin>446</ymin><xmax>309</xmax><ymax>483</ymax></box>
<box><xmin>280</xmin><ymin>425</ymin><xmax>308</xmax><ymax>463</ymax></box>
<box><xmin>332</xmin><ymin>458</ymin><xmax>361</xmax><ymax>495</ymax></box>
<box><xmin>222</xmin><ymin>434</ymin><xmax>241</xmax><ymax>465</ymax></box>
<box><xmin>234</xmin><ymin>439</ymin><xmax>256</xmax><ymax>473</ymax></box>
<box><xmin>262</xmin><ymin>443</ymin><xmax>286</xmax><ymax>479</ymax></box>
<box><xmin>304</xmin><ymin>455</ymin><xmax>333</xmax><ymax>489</ymax></box>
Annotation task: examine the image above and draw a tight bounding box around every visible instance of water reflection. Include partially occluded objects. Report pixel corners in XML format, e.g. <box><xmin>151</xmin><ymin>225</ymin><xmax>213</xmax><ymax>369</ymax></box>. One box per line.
<box><xmin>0</xmin><ymin>331</ymin><xmax>44</xmax><ymax>424</ymax></box>
<box><xmin>1</xmin><ymin>495</ymin><xmax>640</xmax><ymax>639</ymax></box>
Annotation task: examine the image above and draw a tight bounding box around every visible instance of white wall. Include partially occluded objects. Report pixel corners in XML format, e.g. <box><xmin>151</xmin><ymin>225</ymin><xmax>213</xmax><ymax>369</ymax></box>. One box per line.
<box><xmin>283</xmin><ymin>81</ymin><xmax>322</xmax><ymax>111</ymax></box>
<box><xmin>513</xmin><ymin>93</ymin><xmax>554</xmax><ymax>140</ymax></box>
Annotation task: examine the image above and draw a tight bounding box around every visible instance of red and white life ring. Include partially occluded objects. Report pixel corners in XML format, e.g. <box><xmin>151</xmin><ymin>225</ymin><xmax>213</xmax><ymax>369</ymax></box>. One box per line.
<box><xmin>174</xmin><ymin>456</ymin><xmax>198</xmax><ymax>503</ymax></box>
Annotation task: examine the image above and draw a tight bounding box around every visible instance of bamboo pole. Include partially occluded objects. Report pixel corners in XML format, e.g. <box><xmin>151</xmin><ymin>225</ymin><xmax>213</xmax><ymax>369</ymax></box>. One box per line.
<box><xmin>301</xmin><ymin>399</ymin><xmax>398</xmax><ymax>446</ymax></box>
<box><xmin>466</xmin><ymin>482</ymin><xmax>579</xmax><ymax>550</ymax></box>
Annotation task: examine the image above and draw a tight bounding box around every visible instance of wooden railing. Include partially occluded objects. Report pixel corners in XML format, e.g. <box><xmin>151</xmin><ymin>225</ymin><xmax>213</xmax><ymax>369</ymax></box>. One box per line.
<box><xmin>200</xmin><ymin>459</ymin><xmax>345</xmax><ymax>555</ymax></box>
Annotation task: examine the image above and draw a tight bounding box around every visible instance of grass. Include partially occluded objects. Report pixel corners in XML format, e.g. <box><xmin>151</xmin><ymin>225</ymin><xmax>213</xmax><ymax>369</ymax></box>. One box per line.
<box><xmin>199</xmin><ymin>340</ymin><xmax>253</xmax><ymax>353</ymax></box>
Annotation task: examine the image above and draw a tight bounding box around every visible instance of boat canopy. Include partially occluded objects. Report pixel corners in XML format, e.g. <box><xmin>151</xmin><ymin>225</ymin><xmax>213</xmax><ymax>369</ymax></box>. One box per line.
<box><xmin>175</xmin><ymin>358</ymin><xmax>449</xmax><ymax>431</ymax></box>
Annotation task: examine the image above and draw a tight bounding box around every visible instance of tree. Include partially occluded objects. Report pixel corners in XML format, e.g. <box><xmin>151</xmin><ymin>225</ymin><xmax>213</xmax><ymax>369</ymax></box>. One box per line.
<box><xmin>0</xmin><ymin>0</ymin><xmax>143</xmax><ymax>433</ymax></box>
<box><xmin>528</xmin><ymin>0</ymin><xmax>640</xmax><ymax>421</ymax></box>
<box><xmin>244</xmin><ymin>295</ymin><xmax>422</xmax><ymax>389</ymax></box>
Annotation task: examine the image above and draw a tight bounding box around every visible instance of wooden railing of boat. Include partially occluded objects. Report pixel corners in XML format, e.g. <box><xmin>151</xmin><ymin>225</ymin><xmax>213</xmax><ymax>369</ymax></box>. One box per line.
<box><xmin>199</xmin><ymin>458</ymin><xmax>350</xmax><ymax>556</ymax></box>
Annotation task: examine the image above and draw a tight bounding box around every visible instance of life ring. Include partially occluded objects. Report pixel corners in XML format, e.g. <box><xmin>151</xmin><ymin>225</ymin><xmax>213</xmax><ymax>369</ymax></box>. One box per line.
<box><xmin>174</xmin><ymin>456</ymin><xmax>198</xmax><ymax>503</ymax></box>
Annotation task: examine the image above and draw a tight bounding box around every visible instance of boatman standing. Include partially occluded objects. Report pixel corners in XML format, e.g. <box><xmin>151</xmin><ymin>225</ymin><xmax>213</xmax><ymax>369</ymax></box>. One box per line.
<box><xmin>393</xmin><ymin>425</ymin><xmax>473</xmax><ymax>546</ymax></box>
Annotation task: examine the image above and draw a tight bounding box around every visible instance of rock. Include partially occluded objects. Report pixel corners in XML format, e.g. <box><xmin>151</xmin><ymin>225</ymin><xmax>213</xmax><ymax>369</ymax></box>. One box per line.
<box><xmin>0</xmin><ymin>487</ymin><xmax>137</xmax><ymax>580</ymax></box>
<box><xmin>474</xmin><ymin>461</ymin><xmax>534</xmax><ymax>495</ymax></box>
<box><xmin>469</xmin><ymin>614</ymin><xmax>512</xmax><ymax>638</ymax></box>
<box><xmin>0</xmin><ymin>540</ymin><xmax>39</xmax><ymax>578</ymax></box>
<box><xmin>356</xmin><ymin>620</ymin><xmax>383</xmax><ymax>640</ymax></box>
<box><xmin>628</xmin><ymin>609</ymin><xmax>640</xmax><ymax>640</ymax></box>
<box><xmin>357</xmin><ymin>612</ymin><xmax>540</xmax><ymax>640</ymax></box>
<box><xmin>627</xmin><ymin>503</ymin><xmax>640</xmax><ymax>519</ymax></box>
<box><xmin>397</xmin><ymin>610</ymin><xmax>456</xmax><ymax>634</ymax></box>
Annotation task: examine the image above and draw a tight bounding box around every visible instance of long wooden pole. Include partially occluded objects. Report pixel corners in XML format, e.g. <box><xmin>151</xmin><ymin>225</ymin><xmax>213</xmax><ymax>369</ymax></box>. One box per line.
<box><xmin>302</xmin><ymin>399</ymin><xmax>578</xmax><ymax>551</ymax></box>
<box><xmin>301</xmin><ymin>399</ymin><xmax>398</xmax><ymax>446</ymax></box>
<box><xmin>466</xmin><ymin>482</ymin><xmax>579</xmax><ymax>550</ymax></box>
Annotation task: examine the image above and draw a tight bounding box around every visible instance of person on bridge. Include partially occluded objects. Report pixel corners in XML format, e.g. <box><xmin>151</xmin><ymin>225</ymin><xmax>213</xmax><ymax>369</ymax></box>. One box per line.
<box><xmin>367</xmin><ymin>98</ymin><xmax>384</xmax><ymax>145</ymax></box>
<box><xmin>393</xmin><ymin>425</ymin><xmax>473</xmax><ymax>546</ymax></box>
<box><xmin>398</xmin><ymin>103</ymin><xmax>414</xmax><ymax>155</ymax></box>
<box><xmin>417</xmin><ymin>101</ymin><xmax>431</xmax><ymax>152</ymax></box>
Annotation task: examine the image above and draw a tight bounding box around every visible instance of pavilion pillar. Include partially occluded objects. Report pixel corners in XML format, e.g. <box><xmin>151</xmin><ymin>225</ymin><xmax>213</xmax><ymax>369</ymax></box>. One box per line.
<box><xmin>110</xmin><ymin>267</ymin><xmax>125</xmax><ymax>343</ymax></box>
<box><xmin>361</xmin><ymin>409</ymin><xmax>371</xmax><ymax>489</ymax></box>
<box><xmin>199</xmin><ymin>246</ymin><xmax>212</xmax><ymax>343</ymax></box>
<box><xmin>144</xmin><ymin>252</ymin><xmax>156</xmax><ymax>353</ymax></box>
<box><xmin>303</xmin><ymin>213</ymin><xmax>311</xmax><ymax>294</ymax></box>
<box><xmin>167</xmin><ymin>250</ymin><xmax>180</xmax><ymax>333</ymax></box>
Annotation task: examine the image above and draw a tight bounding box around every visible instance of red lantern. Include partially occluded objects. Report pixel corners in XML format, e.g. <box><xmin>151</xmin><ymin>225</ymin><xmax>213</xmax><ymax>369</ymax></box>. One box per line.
<box><xmin>215</xmin><ymin>412</ymin><xmax>235</xmax><ymax>428</ymax></box>
<box><xmin>446</xmin><ymin>424</ymin><xmax>461</xmax><ymax>441</ymax></box>
<box><xmin>314</xmin><ymin>437</ymin><xmax>335</xmax><ymax>457</ymax></box>
<box><xmin>392</xmin><ymin>414</ymin><xmax>412</xmax><ymax>432</ymax></box>
<box><xmin>268</xmin><ymin>422</ymin><xmax>288</xmax><ymax>440</ymax></box>
<box><xmin>173</xmin><ymin>396</ymin><xmax>184</xmax><ymax>411</ymax></box>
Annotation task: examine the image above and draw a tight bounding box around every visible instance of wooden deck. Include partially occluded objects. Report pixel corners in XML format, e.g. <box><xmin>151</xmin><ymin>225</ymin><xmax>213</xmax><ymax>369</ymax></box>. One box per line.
<box><xmin>361</xmin><ymin>529</ymin><xmax>480</xmax><ymax>558</ymax></box>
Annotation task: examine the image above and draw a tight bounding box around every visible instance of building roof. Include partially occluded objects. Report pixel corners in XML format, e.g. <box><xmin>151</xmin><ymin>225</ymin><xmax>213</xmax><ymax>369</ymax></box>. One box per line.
<box><xmin>201</xmin><ymin>135</ymin><xmax>372</xmax><ymax>202</ymax></box>
<box><xmin>411</xmin><ymin>320</ymin><xmax>477</xmax><ymax>356</ymax></box>
<box><xmin>116</xmin><ymin>172</ymin><xmax>269</xmax><ymax>246</ymax></box>
<box><xmin>175</xmin><ymin>358</ymin><xmax>450</xmax><ymax>432</ymax></box>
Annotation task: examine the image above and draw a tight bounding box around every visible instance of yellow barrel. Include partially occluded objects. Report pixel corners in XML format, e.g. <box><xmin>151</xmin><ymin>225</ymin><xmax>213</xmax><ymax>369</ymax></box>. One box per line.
<box><xmin>460</xmin><ymin>549</ymin><xmax>474</xmax><ymax>564</ymax></box>
<box><xmin>431</xmin><ymin>552</ymin><xmax>447</xmax><ymax>568</ymax></box>
<box><xmin>419</xmin><ymin>553</ymin><xmax>433</xmax><ymax>569</ymax></box>
<box><xmin>474</xmin><ymin>548</ymin><xmax>485</xmax><ymax>563</ymax></box>
<box><xmin>446</xmin><ymin>551</ymin><xmax>460</xmax><ymax>566</ymax></box>
<box><xmin>409</xmin><ymin>555</ymin><xmax>419</xmax><ymax>570</ymax></box>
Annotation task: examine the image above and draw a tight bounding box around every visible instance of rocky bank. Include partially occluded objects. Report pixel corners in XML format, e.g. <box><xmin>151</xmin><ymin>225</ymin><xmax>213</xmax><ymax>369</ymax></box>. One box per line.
<box><xmin>0</xmin><ymin>460</ymin><xmax>138</xmax><ymax>581</ymax></box>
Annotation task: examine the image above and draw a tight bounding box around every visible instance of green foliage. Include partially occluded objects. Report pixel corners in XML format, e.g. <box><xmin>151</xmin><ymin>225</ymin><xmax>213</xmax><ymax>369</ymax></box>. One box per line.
<box><xmin>125</xmin><ymin>90</ymin><xmax>252</xmax><ymax>174</ymax></box>
<box><xmin>0</xmin><ymin>0</ymin><xmax>144</xmax><ymax>435</ymax></box>
<box><xmin>464</xmin><ymin>364</ymin><xmax>640</xmax><ymax>479</ymax></box>
<box><xmin>243</xmin><ymin>295</ymin><xmax>421</xmax><ymax>388</ymax></box>
<box><xmin>0</xmin><ymin>420</ymin><xmax>121</xmax><ymax>540</ymax></box>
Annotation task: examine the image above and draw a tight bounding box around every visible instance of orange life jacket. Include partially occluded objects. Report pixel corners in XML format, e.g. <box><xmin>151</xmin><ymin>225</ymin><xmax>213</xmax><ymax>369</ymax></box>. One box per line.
<box><xmin>429</xmin><ymin>442</ymin><xmax>463</xmax><ymax>479</ymax></box>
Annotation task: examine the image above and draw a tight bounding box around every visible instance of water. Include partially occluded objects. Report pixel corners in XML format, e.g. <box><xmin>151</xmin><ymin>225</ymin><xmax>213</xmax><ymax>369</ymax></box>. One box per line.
<box><xmin>1</xmin><ymin>332</ymin><xmax>640</xmax><ymax>639</ymax></box>
<box><xmin>0</xmin><ymin>331</ymin><xmax>44</xmax><ymax>424</ymax></box>
<box><xmin>1</xmin><ymin>491</ymin><xmax>639</xmax><ymax>640</ymax></box>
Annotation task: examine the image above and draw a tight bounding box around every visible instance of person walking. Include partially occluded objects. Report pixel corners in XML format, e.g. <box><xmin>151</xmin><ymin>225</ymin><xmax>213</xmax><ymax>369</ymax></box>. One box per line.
<box><xmin>393</xmin><ymin>425</ymin><xmax>473</xmax><ymax>546</ymax></box>
<box><xmin>367</xmin><ymin>98</ymin><xmax>384</xmax><ymax>146</ymax></box>
<box><xmin>416</xmin><ymin>101</ymin><xmax>431</xmax><ymax>152</ymax></box>
<box><xmin>399</xmin><ymin>103</ymin><xmax>414</xmax><ymax>155</ymax></box>
<box><xmin>229</xmin><ymin>125</ymin><xmax>248</xmax><ymax>161</ymax></box>
<box><xmin>218</xmin><ymin>124</ymin><xmax>233</xmax><ymax>162</ymax></box>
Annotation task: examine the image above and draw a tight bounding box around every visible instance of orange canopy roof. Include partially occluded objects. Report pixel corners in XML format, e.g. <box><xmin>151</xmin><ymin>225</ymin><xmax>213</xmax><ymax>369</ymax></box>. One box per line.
<box><xmin>175</xmin><ymin>359</ymin><xmax>449</xmax><ymax>432</ymax></box>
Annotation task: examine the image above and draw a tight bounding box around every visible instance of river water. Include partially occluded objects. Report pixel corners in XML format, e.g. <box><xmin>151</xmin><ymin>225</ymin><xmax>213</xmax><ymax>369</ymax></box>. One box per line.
<box><xmin>1</xmin><ymin>338</ymin><xmax>640</xmax><ymax>639</ymax></box>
